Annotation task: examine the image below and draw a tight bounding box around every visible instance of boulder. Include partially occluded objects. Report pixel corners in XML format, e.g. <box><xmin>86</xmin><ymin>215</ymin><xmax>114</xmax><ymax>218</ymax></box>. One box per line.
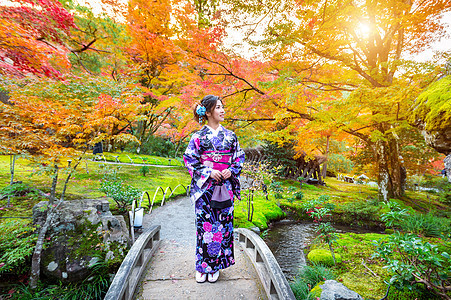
<box><xmin>317</xmin><ymin>280</ymin><xmax>364</xmax><ymax>300</ymax></box>
<box><xmin>420</xmin><ymin>128</ymin><xmax>451</xmax><ymax>156</ymax></box>
<box><xmin>32</xmin><ymin>199</ymin><xmax>129</xmax><ymax>283</ymax></box>
<box><xmin>445</xmin><ymin>154</ymin><xmax>451</xmax><ymax>183</ymax></box>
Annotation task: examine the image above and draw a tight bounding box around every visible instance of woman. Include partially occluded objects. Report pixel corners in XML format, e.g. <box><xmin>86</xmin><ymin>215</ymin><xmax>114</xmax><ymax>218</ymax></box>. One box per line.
<box><xmin>183</xmin><ymin>95</ymin><xmax>245</xmax><ymax>283</ymax></box>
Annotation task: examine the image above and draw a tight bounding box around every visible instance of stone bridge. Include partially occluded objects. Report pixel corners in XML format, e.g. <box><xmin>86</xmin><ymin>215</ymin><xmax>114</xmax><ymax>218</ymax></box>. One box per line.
<box><xmin>104</xmin><ymin>196</ymin><xmax>295</xmax><ymax>300</ymax></box>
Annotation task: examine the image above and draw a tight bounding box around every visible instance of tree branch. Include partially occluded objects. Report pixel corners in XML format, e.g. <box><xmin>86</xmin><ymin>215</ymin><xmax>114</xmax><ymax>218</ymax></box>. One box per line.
<box><xmin>197</xmin><ymin>54</ymin><xmax>265</xmax><ymax>95</ymax></box>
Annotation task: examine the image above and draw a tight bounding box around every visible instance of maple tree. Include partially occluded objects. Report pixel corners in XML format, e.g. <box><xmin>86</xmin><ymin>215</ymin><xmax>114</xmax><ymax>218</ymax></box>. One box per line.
<box><xmin>0</xmin><ymin>0</ymin><xmax>75</xmax><ymax>77</ymax></box>
<box><xmin>0</xmin><ymin>74</ymin><xmax>142</xmax><ymax>287</ymax></box>
<box><xmin>195</xmin><ymin>0</ymin><xmax>451</xmax><ymax>200</ymax></box>
<box><xmin>123</xmin><ymin>0</ymin><xmax>202</xmax><ymax>145</ymax></box>
<box><xmin>58</xmin><ymin>0</ymin><xmax>130</xmax><ymax>76</ymax></box>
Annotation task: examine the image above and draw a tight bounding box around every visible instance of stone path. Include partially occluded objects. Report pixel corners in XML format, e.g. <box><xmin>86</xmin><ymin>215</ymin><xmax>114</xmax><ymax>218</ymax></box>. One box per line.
<box><xmin>134</xmin><ymin>197</ymin><xmax>267</xmax><ymax>300</ymax></box>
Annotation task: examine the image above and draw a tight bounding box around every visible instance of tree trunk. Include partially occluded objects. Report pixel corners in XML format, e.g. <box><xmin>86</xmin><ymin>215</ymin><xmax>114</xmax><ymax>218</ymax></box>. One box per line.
<box><xmin>328</xmin><ymin>243</ymin><xmax>336</xmax><ymax>265</ymax></box>
<box><xmin>317</xmin><ymin>167</ymin><xmax>323</xmax><ymax>184</ymax></box>
<box><xmin>301</xmin><ymin>161</ymin><xmax>311</xmax><ymax>178</ymax></box>
<box><xmin>60</xmin><ymin>155</ymin><xmax>84</xmax><ymax>201</ymax></box>
<box><xmin>375</xmin><ymin>138</ymin><xmax>405</xmax><ymax>201</ymax></box>
<box><xmin>305</xmin><ymin>165</ymin><xmax>315</xmax><ymax>181</ymax></box>
<box><xmin>321</xmin><ymin>135</ymin><xmax>330</xmax><ymax>178</ymax></box>
<box><xmin>9</xmin><ymin>154</ymin><xmax>15</xmax><ymax>184</ymax></box>
<box><xmin>29</xmin><ymin>198</ymin><xmax>63</xmax><ymax>289</ymax></box>
<box><xmin>49</xmin><ymin>165</ymin><xmax>59</xmax><ymax>205</ymax></box>
<box><xmin>388</xmin><ymin>133</ymin><xmax>404</xmax><ymax>198</ymax></box>
<box><xmin>7</xmin><ymin>154</ymin><xmax>16</xmax><ymax>206</ymax></box>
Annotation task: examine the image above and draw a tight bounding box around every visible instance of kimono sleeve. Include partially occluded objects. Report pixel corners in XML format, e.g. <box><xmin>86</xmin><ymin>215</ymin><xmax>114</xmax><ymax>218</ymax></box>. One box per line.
<box><xmin>183</xmin><ymin>134</ymin><xmax>212</xmax><ymax>190</ymax></box>
<box><xmin>229</xmin><ymin>134</ymin><xmax>245</xmax><ymax>176</ymax></box>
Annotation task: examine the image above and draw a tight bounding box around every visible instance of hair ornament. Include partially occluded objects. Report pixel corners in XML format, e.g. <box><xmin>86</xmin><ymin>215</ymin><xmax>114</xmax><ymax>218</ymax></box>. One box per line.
<box><xmin>196</xmin><ymin>105</ymin><xmax>206</xmax><ymax>116</ymax></box>
<box><xmin>196</xmin><ymin>104</ymin><xmax>206</xmax><ymax>123</ymax></box>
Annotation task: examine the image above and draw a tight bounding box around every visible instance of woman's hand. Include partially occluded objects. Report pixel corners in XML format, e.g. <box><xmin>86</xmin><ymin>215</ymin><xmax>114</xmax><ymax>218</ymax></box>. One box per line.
<box><xmin>221</xmin><ymin>168</ymin><xmax>232</xmax><ymax>180</ymax></box>
<box><xmin>210</xmin><ymin>169</ymin><xmax>223</xmax><ymax>182</ymax></box>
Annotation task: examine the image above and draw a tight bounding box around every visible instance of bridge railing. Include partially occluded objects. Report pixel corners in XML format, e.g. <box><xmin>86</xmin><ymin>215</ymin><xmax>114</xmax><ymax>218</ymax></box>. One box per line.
<box><xmin>104</xmin><ymin>225</ymin><xmax>161</xmax><ymax>300</ymax></box>
<box><xmin>236</xmin><ymin>228</ymin><xmax>296</xmax><ymax>300</ymax></box>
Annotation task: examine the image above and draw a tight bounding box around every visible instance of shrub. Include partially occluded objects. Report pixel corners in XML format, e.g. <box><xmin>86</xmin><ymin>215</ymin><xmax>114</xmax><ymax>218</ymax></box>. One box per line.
<box><xmin>293</xmin><ymin>191</ymin><xmax>303</xmax><ymax>200</ymax></box>
<box><xmin>373</xmin><ymin>232</ymin><xmax>451</xmax><ymax>299</ymax></box>
<box><xmin>339</xmin><ymin>200</ymin><xmax>381</xmax><ymax>223</ymax></box>
<box><xmin>380</xmin><ymin>201</ymin><xmax>409</xmax><ymax>228</ymax></box>
<box><xmin>0</xmin><ymin>221</ymin><xmax>38</xmax><ymax>275</ymax></box>
<box><xmin>139</xmin><ymin>165</ymin><xmax>150</xmax><ymax>177</ymax></box>
<box><xmin>290</xmin><ymin>280</ymin><xmax>311</xmax><ymax>300</ymax></box>
<box><xmin>398</xmin><ymin>212</ymin><xmax>450</xmax><ymax>238</ymax></box>
<box><xmin>268</xmin><ymin>181</ymin><xmax>283</xmax><ymax>194</ymax></box>
<box><xmin>290</xmin><ymin>264</ymin><xmax>334</xmax><ymax>300</ymax></box>
<box><xmin>386</xmin><ymin>285</ymin><xmax>443</xmax><ymax>300</ymax></box>
<box><xmin>301</xmin><ymin>195</ymin><xmax>331</xmax><ymax>212</ymax></box>
<box><xmin>128</xmin><ymin>135</ymin><xmax>178</xmax><ymax>157</ymax></box>
<box><xmin>438</xmin><ymin>184</ymin><xmax>451</xmax><ymax>205</ymax></box>
<box><xmin>274</xmin><ymin>193</ymin><xmax>284</xmax><ymax>199</ymax></box>
<box><xmin>99</xmin><ymin>179</ymin><xmax>141</xmax><ymax>212</ymax></box>
<box><xmin>299</xmin><ymin>264</ymin><xmax>335</xmax><ymax>287</ymax></box>
<box><xmin>0</xmin><ymin>183</ymin><xmax>40</xmax><ymax>199</ymax></box>
<box><xmin>307</xmin><ymin>249</ymin><xmax>342</xmax><ymax>267</ymax></box>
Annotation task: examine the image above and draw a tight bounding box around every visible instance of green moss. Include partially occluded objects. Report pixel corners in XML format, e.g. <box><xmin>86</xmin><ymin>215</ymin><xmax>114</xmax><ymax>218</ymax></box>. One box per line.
<box><xmin>410</xmin><ymin>75</ymin><xmax>451</xmax><ymax>131</ymax></box>
<box><xmin>307</xmin><ymin>249</ymin><xmax>342</xmax><ymax>266</ymax></box>
<box><xmin>234</xmin><ymin>191</ymin><xmax>285</xmax><ymax>230</ymax></box>
<box><xmin>66</xmin><ymin>218</ymin><xmax>104</xmax><ymax>260</ymax></box>
<box><xmin>387</xmin><ymin>285</ymin><xmax>443</xmax><ymax>300</ymax></box>
<box><xmin>310</xmin><ymin>281</ymin><xmax>323</xmax><ymax>297</ymax></box>
<box><xmin>339</xmin><ymin>272</ymin><xmax>386</xmax><ymax>299</ymax></box>
<box><xmin>0</xmin><ymin>155</ymin><xmax>191</xmax><ymax>206</ymax></box>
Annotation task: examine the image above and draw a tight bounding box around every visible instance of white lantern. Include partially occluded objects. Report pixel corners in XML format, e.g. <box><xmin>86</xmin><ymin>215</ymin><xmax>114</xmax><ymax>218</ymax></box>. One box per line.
<box><xmin>134</xmin><ymin>207</ymin><xmax>144</xmax><ymax>228</ymax></box>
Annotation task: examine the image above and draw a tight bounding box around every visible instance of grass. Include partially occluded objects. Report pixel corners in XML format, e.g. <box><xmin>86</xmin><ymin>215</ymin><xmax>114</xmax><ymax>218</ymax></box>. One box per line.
<box><xmin>1</xmin><ymin>154</ymin><xmax>448</xmax><ymax>229</ymax></box>
<box><xmin>234</xmin><ymin>190</ymin><xmax>286</xmax><ymax>230</ymax></box>
<box><xmin>89</xmin><ymin>152</ymin><xmax>184</xmax><ymax>166</ymax></box>
<box><xmin>305</xmin><ymin>232</ymin><xmax>451</xmax><ymax>300</ymax></box>
<box><xmin>0</xmin><ymin>155</ymin><xmax>191</xmax><ymax>219</ymax></box>
<box><xmin>276</xmin><ymin>177</ymin><xmax>447</xmax><ymax>221</ymax></box>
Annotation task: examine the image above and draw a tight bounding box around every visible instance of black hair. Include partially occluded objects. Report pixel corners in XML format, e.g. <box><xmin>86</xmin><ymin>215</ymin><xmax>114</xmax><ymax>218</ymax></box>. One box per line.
<box><xmin>193</xmin><ymin>95</ymin><xmax>222</xmax><ymax>124</ymax></box>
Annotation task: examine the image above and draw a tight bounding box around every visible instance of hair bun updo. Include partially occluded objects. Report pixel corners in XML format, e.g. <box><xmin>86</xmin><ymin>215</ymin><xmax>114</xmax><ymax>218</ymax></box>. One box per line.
<box><xmin>193</xmin><ymin>95</ymin><xmax>222</xmax><ymax>124</ymax></box>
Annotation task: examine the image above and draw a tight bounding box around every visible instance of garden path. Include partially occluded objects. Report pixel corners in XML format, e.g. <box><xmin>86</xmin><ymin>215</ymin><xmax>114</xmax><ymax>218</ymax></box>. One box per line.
<box><xmin>135</xmin><ymin>196</ymin><xmax>267</xmax><ymax>300</ymax></box>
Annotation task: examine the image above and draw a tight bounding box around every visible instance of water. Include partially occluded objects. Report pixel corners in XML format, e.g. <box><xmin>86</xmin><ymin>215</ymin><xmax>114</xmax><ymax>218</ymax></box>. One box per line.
<box><xmin>263</xmin><ymin>220</ymin><xmax>384</xmax><ymax>280</ymax></box>
<box><xmin>263</xmin><ymin>221</ymin><xmax>318</xmax><ymax>280</ymax></box>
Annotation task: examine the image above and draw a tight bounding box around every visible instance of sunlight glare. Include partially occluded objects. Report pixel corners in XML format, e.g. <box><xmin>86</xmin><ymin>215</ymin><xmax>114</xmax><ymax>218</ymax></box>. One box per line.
<box><xmin>356</xmin><ymin>22</ymin><xmax>371</xmax><ymax>37</ymax></box>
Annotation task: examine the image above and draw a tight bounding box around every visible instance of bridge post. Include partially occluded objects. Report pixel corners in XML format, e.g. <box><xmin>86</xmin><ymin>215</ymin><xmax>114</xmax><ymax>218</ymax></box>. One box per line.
<box><xmin>236</xmin><ymin>228</ymin><xmax>296</xmax><ymax>300</ymax></box>
<box><xmin>104</xmin><ymin>225</ymin><xmax>161</xmax><ymax>300</ymax></box>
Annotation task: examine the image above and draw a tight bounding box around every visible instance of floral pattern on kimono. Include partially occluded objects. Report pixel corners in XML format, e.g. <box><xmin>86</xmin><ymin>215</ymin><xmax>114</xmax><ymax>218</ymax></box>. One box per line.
<box><xmin>183</xmin><ymin>125</ymin><xmax>245</xmax><ymax>205</ymax></box>
<box><xmin>183</xmin><ymin>125</ymin><xmax>245</xmax><ymax>274</ymax></box>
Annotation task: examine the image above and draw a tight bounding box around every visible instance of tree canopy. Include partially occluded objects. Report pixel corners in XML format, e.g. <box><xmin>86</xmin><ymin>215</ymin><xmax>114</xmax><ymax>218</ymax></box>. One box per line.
<box><xmin>0</xmin><ymin>0</ymin><xmax>449</xmax><ymax>200</ymax></box>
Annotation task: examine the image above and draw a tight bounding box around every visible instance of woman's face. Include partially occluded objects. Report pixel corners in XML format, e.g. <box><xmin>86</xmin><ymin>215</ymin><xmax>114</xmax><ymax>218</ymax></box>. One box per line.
<box><xmin>207</xmin><ymin>100</ymin><xmax>225</xmax><ymax>123</ymax></box>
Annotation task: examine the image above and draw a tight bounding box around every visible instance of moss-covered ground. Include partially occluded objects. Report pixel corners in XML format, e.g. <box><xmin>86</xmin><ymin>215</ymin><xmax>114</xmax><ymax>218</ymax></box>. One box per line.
<box><xmin>89</xmin><ymin>152</ymin><xmax>184</xmax><ymax>167</ymax></box>
<box><xmin>1</xmin><ymin>154</ymin><xmax>450</xmax><ymax>299</ymax></box>
<box><xmin>0</xmin><ymin>154</ymin><xmax>190</xmax><ymax>219</ymax></box>
<box><xmin>307</xmin><ymin>233</ymin><xmax>451</xmax><ymax>299</ymax></box>
<box><xmin>268</xmin><ymin>177</ymin><xmax>450</xmax><ymax>300</ymax></box>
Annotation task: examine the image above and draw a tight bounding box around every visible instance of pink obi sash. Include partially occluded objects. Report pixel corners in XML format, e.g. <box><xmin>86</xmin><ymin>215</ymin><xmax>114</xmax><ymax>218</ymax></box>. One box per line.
<box><xmin>200</xmin><ymin>150</ymin><xmax>232</xmax><ymax>171</ymax></box>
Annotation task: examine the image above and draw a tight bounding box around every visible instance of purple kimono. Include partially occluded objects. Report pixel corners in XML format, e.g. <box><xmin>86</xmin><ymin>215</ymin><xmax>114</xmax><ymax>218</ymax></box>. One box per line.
<box><xmin>184</xmin><ymin>125</ymin><xmax>245</xmax><ymax>274</ymax></box>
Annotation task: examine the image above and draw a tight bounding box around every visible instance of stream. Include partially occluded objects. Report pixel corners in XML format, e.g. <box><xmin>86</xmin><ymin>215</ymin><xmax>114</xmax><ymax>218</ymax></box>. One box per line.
<box><xmin>262</xmin><ymin>220</ymin><xmax>384</xmax><ymax>280</ymax></box>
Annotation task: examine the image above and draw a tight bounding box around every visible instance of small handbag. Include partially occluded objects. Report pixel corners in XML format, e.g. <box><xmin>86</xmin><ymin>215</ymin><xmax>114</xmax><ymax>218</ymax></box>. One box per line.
<box><xmin>210</xmin><ymin>184</ymin><xmax>233</xmax><ymax>209</ymax></box>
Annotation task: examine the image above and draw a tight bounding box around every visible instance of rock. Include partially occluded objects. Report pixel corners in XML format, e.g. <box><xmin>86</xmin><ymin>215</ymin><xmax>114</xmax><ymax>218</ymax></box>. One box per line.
<box><xmin>249</xmin><ymin>226</ymin><xmax>261</xmax><ymax>234</ymax></box>
<box><xmin>32</xmin><ymin>199</ymin><xmax>129</xmax><ymax>283</ymax></box>
<box><xmin>319</xmin><ymin>280</ymin><xmax>364</xmax><ymax>300</ymax></box>
<box><xmin>445</xmin><ymin>154</ymin><xmax>451</xmax><ymax>183</ymax></box>
<box><xmin>420</xmin><ymin>128</ymin><xmax>451</xmax><ymax>156</ymax></box>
